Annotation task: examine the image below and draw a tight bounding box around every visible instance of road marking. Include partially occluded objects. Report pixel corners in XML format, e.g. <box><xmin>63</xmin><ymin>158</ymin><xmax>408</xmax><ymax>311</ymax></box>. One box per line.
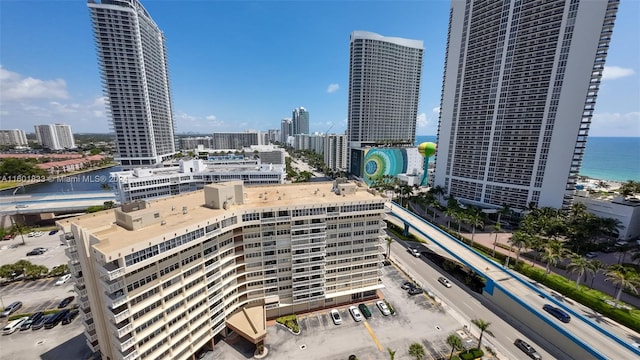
<box><xmin>363</xmin><ymin>321</ymin><xmax>383</xmax><ymax>351</ymax></box>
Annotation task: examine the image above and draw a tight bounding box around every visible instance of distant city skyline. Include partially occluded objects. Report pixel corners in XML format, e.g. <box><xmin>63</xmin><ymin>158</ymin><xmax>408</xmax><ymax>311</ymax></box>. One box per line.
<box><xmin>0</xmin><ymin>1</ymin><xmax>638</xmax><ymax>136</ymax></box>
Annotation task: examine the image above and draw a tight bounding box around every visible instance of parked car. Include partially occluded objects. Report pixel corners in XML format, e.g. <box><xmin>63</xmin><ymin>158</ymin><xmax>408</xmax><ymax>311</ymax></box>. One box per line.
<box><xmin>49</xmin><ymin>230</ymin><xmax>59</xmax><ymax>235</ymax></box>
<box><xmin>20</xmin><ymin>311</ymin><xmax>44</xmax><ymax>331</ymax></box>
<box><xmin>376</xmin><ymin>300</ymin><xmax>391</xmax><ymax>316</ymax></box>
<box><xmin>542</xmin><ymin>304</ymin><xmax>571</xmax><ymax>323</ymax></box>
<box><xmin>33</xmin><ymin>247</ymin><xmax>48</xmax><ymax>253</ymax></box>
<box><xmin>514</xmin><ymin>339</ymin><xmax>542</xmax><ymax>359</ymax></box>
<box><xmin>330</xmin><ymin>309</ymin><xmax>342</xmax><ymax>325</ymax></box>
<box><xmin>585</xmin><ymin>252</ymin><xmax>598</xmax><ymax>258</ymax></box>
<box><xmin>44</xmin><ymin>310</ymin><xmax>69</xmax><ymax>329</ymax></box>
<box><xmin>58</xmin><ymin>296</ymin><xmax>75</xmax><ymax>309</ymax></box>
<box><xmin>1</xmin><ymin>301</ymin><xmax>23</xmax><ymax>317</ymax></box>
<box><xmin>61</xmin><ymin>309</ymin><xmax>79</xmax><ymax>325</ymax></box>
<box><xmin>26</xmin><ymin>249</ymin><xmax>45</xmax><ymax>256</ymax></box>
<box><xmin>2</xmin><ymin>317</ymin><xmax>28</xmax><ymax>335</ymax></box>
<box><xmin>2</xmin><ymin>234</ymin><xmax>14</xmax><ymax>241</ymax></box>
<box><xmin>349</xmin><ymin>306</ymin><xmax>363</xmax><ymax>322</ymax></box>
<box><xmin>401</xmin><ymin>281</ymin><xmax>414</xmax><ymax>290</ymax></box>
<box><xmin>408</xmin><ymin>248</ymin><xmax>420</xmax><ymax>257</ymax></box>
<box><xmin>31</xmin><ymin>314</ymin><xmax>52</xmax><ymax>330</ymax></box>
<box><xmin>408</xmin><ymin>286</ymin><xmax>423</xmax><ymax>295</ymax></box>
<box><xmin>55</xmin><ymin>274</ymin><xmax>72</xmax><ymax>286</ymax></box>
<box><xmin>438</xmin><ymin>277</ymin><xmax>452</xmax><ymax>288</ymax></box>
<box><xmin>358</xmin><ymin>304</ymin><xmax>372</xmax><ymax>319</ymax></box>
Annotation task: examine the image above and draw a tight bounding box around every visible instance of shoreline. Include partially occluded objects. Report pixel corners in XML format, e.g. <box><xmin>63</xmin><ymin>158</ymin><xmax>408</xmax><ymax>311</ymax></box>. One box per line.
<box><xmin>0</xmin><ymin>163</ymin><xmax>119</xmax><ymax>192</ymax></box>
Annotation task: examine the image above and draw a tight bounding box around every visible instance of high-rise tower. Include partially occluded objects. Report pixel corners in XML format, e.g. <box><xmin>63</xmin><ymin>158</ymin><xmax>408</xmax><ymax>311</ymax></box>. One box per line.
<box><xmin>347</xmin><ymin>31</ymin><xmax>424</xmax><ymax>152</ymax></box>
<box><xmin>433</xmin><ymin>0</ymin><xmax>618</xmax><ymax>210</ymax></box>
<box><xmin>88</xmin><ymin>0</ymin><xmax>176</xmax><ymax>168</ymax></box>
<box><xmin>292</xmin><ymin>107</ymin><xmax>309</xmax><ymax>135</ymax></box>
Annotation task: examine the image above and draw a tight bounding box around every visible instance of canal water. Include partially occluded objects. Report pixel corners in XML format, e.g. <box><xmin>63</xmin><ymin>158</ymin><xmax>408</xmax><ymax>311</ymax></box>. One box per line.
<box><xmin>0</xmin><ymin>166</ymin><xmax>122</xmax><ymax>196</ymax></box>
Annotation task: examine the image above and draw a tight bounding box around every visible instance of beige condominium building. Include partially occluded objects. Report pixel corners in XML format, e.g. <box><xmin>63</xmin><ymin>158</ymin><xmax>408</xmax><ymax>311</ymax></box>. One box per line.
<box><xmin>58</xmin><ymin>180</ymin><xmax>388</xmax><ymax>360</ymax></box>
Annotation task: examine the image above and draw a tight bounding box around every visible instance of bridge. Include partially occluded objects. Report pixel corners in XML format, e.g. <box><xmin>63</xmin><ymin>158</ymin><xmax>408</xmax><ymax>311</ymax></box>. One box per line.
<box><xmin>0</xmin><ymin>191</ymin><xmax>117</xmax><ymax>215</ymax></box>
<box><xmin>388</xmin><ymin>203</ymin><xmax>639</xmax><ymax>360</ymax></box>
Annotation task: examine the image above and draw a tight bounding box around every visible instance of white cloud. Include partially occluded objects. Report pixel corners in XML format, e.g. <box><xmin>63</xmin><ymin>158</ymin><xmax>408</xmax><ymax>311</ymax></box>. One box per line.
<box><xmin>416</xmin><ymin>113</ymin><xmax>427</xmax><ymax>127</ymax></box>
<box><xmin>175</xmin><ymin>112</ymin><xmax>224</xmax><ymax>133</ymax></box>
<box><xmin>432</xmin><ymin>106</ymin><xmax>441</xmax><ymax>114</ymax></box>
<box><xmin>602</xmin><ymin>66</ymin><xmax>635</xmax><ymax>80</ymax></box>
<box><xmin>326</xmin><ymin>83</ymin><xmax>340</xmax><ymax>93</ymax></box>
<box><xmin>590</xmin><ymin>112</ymin><xmax>640</xmax><ymax>137</ymax></box>
<box><xmin>0</xmin><ymin>65</ymin><xmax>69</xmax><ymax>100</ymax></box>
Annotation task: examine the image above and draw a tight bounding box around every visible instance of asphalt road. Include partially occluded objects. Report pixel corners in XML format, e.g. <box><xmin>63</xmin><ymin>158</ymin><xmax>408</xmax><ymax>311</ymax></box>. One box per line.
<box><xmin>390</xmin><ymin>239</ymin><xmax>569</xmax><ymax>360</ymax></box>
<box><xmin>390</xmin><ymin>204</ymin><xmax>640</xmax><ymax>360</ymax></box>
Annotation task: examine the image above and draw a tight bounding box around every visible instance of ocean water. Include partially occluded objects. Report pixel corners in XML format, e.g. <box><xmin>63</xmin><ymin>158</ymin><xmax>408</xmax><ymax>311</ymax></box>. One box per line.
<box><xmin>415</xmin><ymin>135</ymin><xmax>639</xmax><ymax>182</ymax></box>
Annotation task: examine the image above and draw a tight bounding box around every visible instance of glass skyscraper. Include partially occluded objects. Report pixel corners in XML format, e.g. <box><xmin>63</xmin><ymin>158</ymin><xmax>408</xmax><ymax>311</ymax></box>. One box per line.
<box><xmin>88</xmin><ymin>0</ymin><xmax>176</xmax><ymax>168</ymax></box>
<box><xmin>347</xmin><ymin>31</ymin><xmax>424</xmax><ymax>152</ymax></box>
<box><xmin>433</xmin><ymin>0</ymin><xmax>619</xmax><ymax>210</ymax></box>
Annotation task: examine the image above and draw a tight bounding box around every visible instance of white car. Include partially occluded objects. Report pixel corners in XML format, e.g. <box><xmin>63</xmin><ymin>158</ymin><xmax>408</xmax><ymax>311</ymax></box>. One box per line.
<box><xmin>438</xmin><ymin>277</ymin><xmax>452</xmax><ymax>288</ymax></box>
<box><xmin>2</xmin><ymin>317</ymin><xmax>28</xmax><ymax>335</ymax></box>
<box><xmin>376</xmin><ymin>300</ymin><xmax>391</xmax><ymax>316</ymax></box>
<box><xmin>55</xmin><ymin>274</ymin><xmax>72</xmax><ymax>286</ymax></box>
<box><xmin>330</xmin><ymin>309</ymin><xmax>342</xmax><ymax>325</ymax></box>
<box><xmin>349</xmin><ymin>306</ymin><xmax>363</xmax><ymax>322</ymax></box>
<box><xmin>408</xmin><ymin>248</ymin><xmax>420</xmax><ymax>257</ymax></box>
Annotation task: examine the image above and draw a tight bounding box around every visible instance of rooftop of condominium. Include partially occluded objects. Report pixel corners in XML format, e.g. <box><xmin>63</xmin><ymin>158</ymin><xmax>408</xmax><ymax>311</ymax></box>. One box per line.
<box><xmin>57</xmin><ymin>180</ymin><xmax>387</xmax><ymax>255</ymax></box>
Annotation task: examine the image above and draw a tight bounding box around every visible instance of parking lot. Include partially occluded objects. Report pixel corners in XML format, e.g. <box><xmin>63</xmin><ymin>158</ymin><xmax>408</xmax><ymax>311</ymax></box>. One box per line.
<box><xmin>0</xmin><ymin>230</ymin><xmax>90</xmax><ymax>360</ymax></box>
<box><xmin>211</xmin><ymin>264</ymin><xmax>476</xmax><ymax>360</ymax></box>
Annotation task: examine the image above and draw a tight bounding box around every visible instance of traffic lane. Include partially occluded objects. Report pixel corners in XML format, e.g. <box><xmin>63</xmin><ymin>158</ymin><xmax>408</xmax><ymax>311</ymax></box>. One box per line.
<box><xmin>390</xmin><ymin>240</ymin><xmax>560</xmax><ymax>360</ymax></box>
<box><xmin>393</xmin><ymin>206</ymin><xmax>639</xmax><ymax>360</ymax></box>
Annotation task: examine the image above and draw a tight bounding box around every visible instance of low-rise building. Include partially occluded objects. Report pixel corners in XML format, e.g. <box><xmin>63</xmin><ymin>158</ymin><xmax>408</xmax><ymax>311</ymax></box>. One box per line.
<box><xmin>573</xmin><ymin>190</ymin><xmax>640</xmax><ymax>240</ymax></box>
<box><xmin>58</xmin><ymin>180</ymin><xmax>387</xmax><ymax>360</ymax></box>
<box><xmin>111</xmin><ymin>158</ymin><xmax>285</xmax><ymax>203</ymax></box>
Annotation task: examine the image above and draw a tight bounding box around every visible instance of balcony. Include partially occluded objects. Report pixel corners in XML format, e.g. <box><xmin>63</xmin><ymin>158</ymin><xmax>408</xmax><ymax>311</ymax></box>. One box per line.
<box><xmin>104</xmin><ymin>290</ymin><xmax>127</xmax><ymax>309</ymax></box>
<box><xmin>111</xmin><ymin>320</ymin><xmax>133</xmax><ymax>338</ymax></box>
<box><xmin>112</xmin><ymin>308</ymin><xmax>130</xmax><ymax>323</ymax></box>
<box><xmin>64</xmin><ymin>246</ymin><xmax>78</xmax><ymax>258</ymax></box>
<box><xmin>120</xmin><ymin>334</ymin><xmax>136</xmax><ymax>351</ymax></box>
<box><xmin>84</xmin><ymin>329</ymin><xmax>98</xmax><ymax>343</ymax></box>
<box><xmin>99</xmin><ymin>262</ymin><xmax>125</xmax><ymax>281</ymax></box>
<box><xmin>69</xmin><ymin>261</ymin><xmax>82</xmax><ymax>273</ymax></box>
<box><xmin>86</xmin><ymin>339</ymin><xmax>99</xmax><ymax>353</ymax></box>
<box><xmin>122</xmin><ymin>350</ymin><xmax>138</xmax><ymax>360</ymax></box>
<box><xmin>100</xmin><ymin>277</ymin><xmax>125</xmax><ymax>294</ymax></box>
<box><xmin>85</xmin><ymin>321</ymin><xmax>95</xmax><ymax>332</ymax></box>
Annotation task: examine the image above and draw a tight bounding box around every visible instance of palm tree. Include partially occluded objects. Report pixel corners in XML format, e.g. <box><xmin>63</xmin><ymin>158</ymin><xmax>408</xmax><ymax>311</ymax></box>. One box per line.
<box><xmin>541</xmin><ymin>241</ymin><xmax>565</xmax><ymax>276</ymax></box>
<box><xmin>467</xmin><ymin>210</ymin><xmax>484</xmax><ymax>246</ymax></box>
<box><xmin>446</xmin><ymin>334</ymin><xmax>463</xmax><ymax>359</ymax></box>
<box><xmin>589</xmin><ymin>260</ymin><xmax>606</xmax><ymax>289</ymax></box>
<box><xmin>491</xmin><ymin>223</ymin><xmax>501</xmax><ymax>257</ymax></box>
<box><xmin>508</xmin><ymin>231</ymin><xmax>529</xmax><ymax>266</ymax></box>
<box><xmin>471</xmin><ymin>319</ymin><xmax>493</xmax><ymax>349</ymax></box>
<box><xmin>387</xmin><ymin>348</ymin><xmax>396</xmax><ymax>360</ymax></box>
<box><xmin>605</xmin><ymin>266</ymin><xmax>640</xmax><ymax>308</ymax></box>
<box><xmin>408</xmin><ymin>342</ymin><xmax>425</xmax><ymax>360</ymax></box>
<box><xmin>386</xmin><ymin>237</ymin><xmax>394</xmax><ymax>259</ymax></box>
<box><xmin>444</xmin><ymin>207</ymin><xmax>457</xmax><ymax>229</ymax></box>
<box><xmin>567</xmin><ymin>256</ymin><xmax>595</xmax><ymax>289</ymax></box>
<box><xmin>496</xmin><ymin>203</ymin><xmax>511</xmax><ymax>225</ymax></box>
<box><xmin>430</xmin><ymin>185</ymin><xmax>445</xmax><ymax>203</ymax></box>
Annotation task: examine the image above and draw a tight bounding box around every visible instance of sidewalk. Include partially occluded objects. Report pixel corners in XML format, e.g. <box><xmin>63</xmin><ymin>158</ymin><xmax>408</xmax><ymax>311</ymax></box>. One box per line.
<box><xmin>408</xmin><ymin>202</ymin><xmax>640</xmax><ymax>309</ymax></box>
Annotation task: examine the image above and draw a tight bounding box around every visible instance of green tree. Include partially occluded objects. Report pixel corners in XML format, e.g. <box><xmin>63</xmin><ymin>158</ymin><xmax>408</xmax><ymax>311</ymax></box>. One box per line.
<box><xmin>0</xmin><ymin>264</ymin><xmax>18</xmax><ymax>279</ymax></box>
<box><xmin>567</xmin><ymin>256</ymin><xmax>595</xmax><ymax>289</ymax></box>
<box><xmin>0</xmin><ymin>158</ymin><xmax>48</xmax><ymax>178</ymax></box>
<box><xmin>24</xmin><ymin>264</ymin><xmax>48</xmax><ymax>280</ymax></box>
<box><xmin>385</xmin><ymin>237</ymin><xmax>394</xmax><ymax>259</ymax></box>
<box><xmin>49</xmin><ymin>264</ymin><xmax>69</xmax><ymax>277</ymax></box>
<box><xmin>605</xmin><ymin>266</ymin><xmax>640</xmax><ymax>308</ymax></box>
<box><xmin>446</xmin><ymin>334</ymin><xmax>463</xmax><ymax>358</ymax></box>
<box><xmin>491</xmin><ymin>222</ymin><xmax>501</xmax><ymax>257</ymax></box>
<box><xmin>508</xmin><ymin>231</ymin><xmax>529</xmax><ymax>266</ymax></box>
<box><xmin>387</xmin><ymin>348</ymin><xmax>396</xmax><ymax>360</ymax></box>
<box><xmin>541</xmin><ymin>241</ymin><xmax>565</xmax><ymax>276</ymax></box>
<box><xmin>408</xmin><ymin>342</ymin><xmax>425</xmax><ymax>360</ymax></box>
<box><xmin>467</xmin><ymin>209</ymin><xmax>484</xmax><ymax>246</ymax></box>
<box><xmin>471</xmin><ymin>318</ymin><xmax>493</xmax><ymax>350</ymax></box>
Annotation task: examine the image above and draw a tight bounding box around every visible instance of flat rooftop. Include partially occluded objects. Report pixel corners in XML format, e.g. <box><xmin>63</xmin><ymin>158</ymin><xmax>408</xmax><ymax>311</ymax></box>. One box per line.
<box><xmin>59</xmin><ymin>181</ymin><xmax>386</xmax><ymax>255</ymax></box>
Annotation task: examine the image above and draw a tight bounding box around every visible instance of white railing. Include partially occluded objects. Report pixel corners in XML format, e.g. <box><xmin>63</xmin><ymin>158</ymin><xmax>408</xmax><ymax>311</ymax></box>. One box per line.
<box><xmin>120</xmin><ymin>336</ymin><xmax>136</xmax><ymax>351</ymax></box>
<box><xmin>113</xmin><ymin>308</ymin><xmax>130</xmax><ymax>323</ymax></box>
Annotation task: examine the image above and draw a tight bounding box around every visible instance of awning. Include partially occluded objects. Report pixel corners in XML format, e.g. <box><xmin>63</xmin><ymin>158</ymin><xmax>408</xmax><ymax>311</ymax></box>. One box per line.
<box><xmin>225</xmin><ymin>306</ymin><xmax>266</xmax><ymax>344</ymax></box>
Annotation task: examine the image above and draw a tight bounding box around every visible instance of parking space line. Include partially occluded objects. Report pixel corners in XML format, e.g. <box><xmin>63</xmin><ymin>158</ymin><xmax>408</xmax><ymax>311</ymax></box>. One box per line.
<box><xmin>363</xmin><ymin>321</ymin><xmax>383</xmax><ymax>352</ymax></box>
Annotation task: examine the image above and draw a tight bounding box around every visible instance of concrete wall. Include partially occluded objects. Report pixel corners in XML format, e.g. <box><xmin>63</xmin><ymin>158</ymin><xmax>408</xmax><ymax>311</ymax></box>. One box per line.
<box><xmin>484</xmin><ymin>281</ymin><xmax>596</xmax><ymax>360</ymax></box>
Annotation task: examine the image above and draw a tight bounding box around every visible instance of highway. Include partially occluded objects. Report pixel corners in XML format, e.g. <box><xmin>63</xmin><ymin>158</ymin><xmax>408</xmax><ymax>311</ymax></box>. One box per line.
<box><xmin>0</xmin><ymin>191</ymin><xmax>116</xmax><ymax>214</ymax></box>
<box><xmin>388</xmin><ymin>203</ymin><xmax>640</xmax><ymax>360</ymax></box>
<box><xmin>390</xmin><ymin>239</ymin><xmax>569</xmax><ymax>359</ymax></box>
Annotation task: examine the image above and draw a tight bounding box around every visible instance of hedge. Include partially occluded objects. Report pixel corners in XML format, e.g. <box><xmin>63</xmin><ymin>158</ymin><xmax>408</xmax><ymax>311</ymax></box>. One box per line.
<box><xmin>276</xmin><ymin>314</ymin><xmax>299</xmax><ymax>333</ymax></box>
<box><xmin>459</xmin><ymin>348</ymin><xmax>483</xmax><ymax>360</ymax></box>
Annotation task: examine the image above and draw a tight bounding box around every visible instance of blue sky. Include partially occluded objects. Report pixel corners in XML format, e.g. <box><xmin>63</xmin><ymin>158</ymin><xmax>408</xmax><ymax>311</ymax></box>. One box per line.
<box><xmin>1</xmin><ymin>1</ymin><xmax>638</xmax><ymax>137</ymax></box>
